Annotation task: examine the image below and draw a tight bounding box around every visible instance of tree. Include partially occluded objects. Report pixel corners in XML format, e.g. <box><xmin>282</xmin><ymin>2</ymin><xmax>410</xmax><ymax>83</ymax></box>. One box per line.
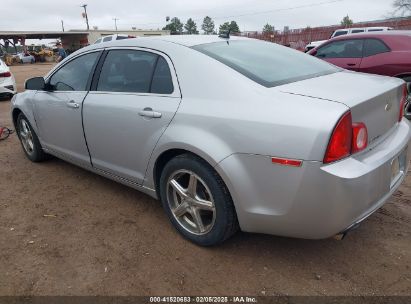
<box><xmin>340</xmin><ymin>15</ymin><xmax>353</xmax><ymax>27</ymax></box>
<box><xmin>184</xmin><ymin>18</ymin><xmax>199</xmax><ymax>34</ymax></box>
<box><xmin>219</xmin><ymin>21</ymin><xmax>240</xmax><ymax>34</ymax></box>
<box><xmin>393</xmin><ymin>0</ymin><xmax>411</xmax><ymax>15</ymax></box>
<box><xmin>162</xmin><ymin>17</ymin><xmax>183</xmax><ymax>35</ymax></box>
<box><xmin>201</xmin><ymin>16</ymin><xmax>215</xmax><ymax>34</ymax></box>
<box><xmin>262</xmin><ymin>23</ymin><xmax>275</xmax><ymax>34</ymax></box>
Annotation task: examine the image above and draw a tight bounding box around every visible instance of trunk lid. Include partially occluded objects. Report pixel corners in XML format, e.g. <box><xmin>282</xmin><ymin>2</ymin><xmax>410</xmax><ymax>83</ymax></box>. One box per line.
<box><xmin>277</xmin><ymin>70</ymin><xmax>405</xmax><ymax>147</ymax></box>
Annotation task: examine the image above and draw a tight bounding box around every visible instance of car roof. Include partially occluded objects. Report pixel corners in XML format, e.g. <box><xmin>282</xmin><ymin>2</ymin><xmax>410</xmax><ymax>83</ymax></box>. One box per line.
<box><xmin>331</xmin><ymin>30</ymin><xmax>411</xmax><ymax>41</ymax></box>
<box><xmin>89</xmin><ymin>34</ymin><xmax>249</xmax><ymax>49</ymax></box>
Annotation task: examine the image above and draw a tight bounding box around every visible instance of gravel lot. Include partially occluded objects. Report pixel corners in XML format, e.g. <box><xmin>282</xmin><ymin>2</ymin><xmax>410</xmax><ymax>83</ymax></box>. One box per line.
<box><xmin>0</xmin><ymin>63</ymin><xmax>410</xmax><ymax>296</ymax></box>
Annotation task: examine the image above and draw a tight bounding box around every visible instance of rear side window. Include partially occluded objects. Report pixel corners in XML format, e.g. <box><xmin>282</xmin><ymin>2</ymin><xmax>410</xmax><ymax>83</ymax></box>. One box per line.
<box><xmin>368</xmin><ymin>29</ymin><xmax>383</xmax><ymax>32</ymax></box>
<box><xmin>97</xmin><ymin>50</ymin><xmax>157</xmax><ymax>93</ymax></box>
<box><xmin>351</xmin><ymin>29</ymin><xmax>364</xmax><ymax>34</ymax></box>
<box><xmin>363</xmin><ymin>39</ymin><xmax>390</xmax><ymax>57</ymax></box>
<box><xmin>333</xmin><ymin>30</ymin><xmax>348</xmax><ymax>37</ymax></box>
<box><xmin>103</xmin><ymin>36</ymin><xmax>112</xmax><ymax>42</ymax></box>
<box><xmin>193</xmin><ymin>40</ymin><xmax>338</xmax><ymax>87</ymax></box>
<box><xmin>316</xmin><ymin>39</ymin><xmax>364</xmax><ymax>58</ymax></box>
<box><xmin>97</xmin><ymin>49</ymin><xmax>173</xmax><ymax>94</ymax></box>
<box><xmin>151</xmin><ymin>56</ymin><xmax>174</xmax><ymax>94</ymax></box>
<box><xmin>116</xmin><ymin>36</ymin><xmax>128</xmax><ymax>40</ymax></box>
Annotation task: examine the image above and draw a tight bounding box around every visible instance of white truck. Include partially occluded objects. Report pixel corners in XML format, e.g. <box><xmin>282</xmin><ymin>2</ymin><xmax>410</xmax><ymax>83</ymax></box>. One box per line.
<box><xmin>304</xmin><ymin>26</ymin><xmax>393</xmax><ymax>52</ymax></box>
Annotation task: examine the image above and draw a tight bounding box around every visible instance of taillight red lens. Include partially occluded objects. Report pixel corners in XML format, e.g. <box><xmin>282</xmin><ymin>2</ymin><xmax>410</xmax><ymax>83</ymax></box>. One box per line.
<box><xmin>399</xmin><ymin>83</ymin><xmax>407</xmax><ymax>122</ymax></box>
<box><xmin>0</xmin><ymin>72</ymin><xmax>11</xmax><ymax>77</ymax></box>
<box><xmin>324</xmin><ymin>111</ymin><xmax>352</xmax><ymax>164</ymax></box>
<box><xmin>352</xmin><ymin>122</ymin><xmax>368</xmax><ymax>153</ymax></box>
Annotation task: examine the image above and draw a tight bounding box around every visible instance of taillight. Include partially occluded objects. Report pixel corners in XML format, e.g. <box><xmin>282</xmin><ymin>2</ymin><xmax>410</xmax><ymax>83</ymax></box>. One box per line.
<box><xmin>324</xmin><ymin>111</ymin><xmax>369</xmax><ymax>164</ymax></box>
<box><xmin>352</xmin><ymin>123</ymin><xmax>368</xmax><ymax>153</ymax></box>
<box><xmin>0</xmin><ymin>71</ymin><xmax>11</xmax><ymax>78</ymax></box>
<box><xmin>324</xmin><ymin>112</ymin><xmax>352</xmax><ymax>164</ymax></box>
<box><xmin>399</xmin><ymin>83</ymin><xmax>407</xmax><ymax>122</ymax></box>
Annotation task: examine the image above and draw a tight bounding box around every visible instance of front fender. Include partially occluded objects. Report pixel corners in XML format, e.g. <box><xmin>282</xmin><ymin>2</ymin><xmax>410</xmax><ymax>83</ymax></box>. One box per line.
<box><xmin>11</xmin><ymin>91</ymin><xmax>38</xmax><ymax>133</ymax></box>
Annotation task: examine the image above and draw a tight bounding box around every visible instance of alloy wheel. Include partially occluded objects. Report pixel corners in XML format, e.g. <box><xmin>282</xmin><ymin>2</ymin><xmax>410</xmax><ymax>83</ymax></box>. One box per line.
<box><xmin>166</xmin><ymin>170</ymin><xmax>216</xmax><ymax>235</ymax></box>
<box><xmin>19</xmin><ymin>119</ymin><xmax>34</xmax><ymax>155</ymax></box>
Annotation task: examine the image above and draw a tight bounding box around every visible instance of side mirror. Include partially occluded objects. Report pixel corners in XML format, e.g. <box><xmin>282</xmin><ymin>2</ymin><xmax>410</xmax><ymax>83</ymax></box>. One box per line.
<box><xmin>25</xmin><ymin>77</ymin><xmax>45</xmax><ymax>90</ymax></box>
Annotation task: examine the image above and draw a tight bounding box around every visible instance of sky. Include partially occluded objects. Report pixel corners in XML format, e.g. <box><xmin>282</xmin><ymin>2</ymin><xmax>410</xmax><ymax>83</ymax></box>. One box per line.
<box><xmin>1</xmin><ymin>0</ymin><xmax>396</xmax><ymax>33</ymax></box>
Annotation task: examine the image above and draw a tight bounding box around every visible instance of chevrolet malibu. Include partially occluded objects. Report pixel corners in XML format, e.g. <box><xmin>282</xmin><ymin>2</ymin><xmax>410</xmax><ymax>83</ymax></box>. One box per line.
<box><xmin>11</xmin><ymin>36</ymin><xmax>411</xmax><ymax>246</ymax></box>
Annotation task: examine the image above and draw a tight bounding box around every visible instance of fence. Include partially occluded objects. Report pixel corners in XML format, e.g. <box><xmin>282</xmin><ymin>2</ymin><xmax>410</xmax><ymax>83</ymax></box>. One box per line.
<box><xmin>243</xmin><ymin>18</ymin><xmax>411</xmax><ymax>50</ymax></box>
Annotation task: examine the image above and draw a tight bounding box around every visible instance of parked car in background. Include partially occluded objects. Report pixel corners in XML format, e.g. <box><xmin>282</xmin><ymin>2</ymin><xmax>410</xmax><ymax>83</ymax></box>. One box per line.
<box><xmin>94</xmin><ymin>34</ymin><xmax>136</xmax><ymax>44</ymax></box>
<box><xmin>305</xmin><ymin>26</ymin><xmax>393</xmax><ymax>52</ymax></box>
<box><xmin>308</xmin><ymin>31</ymin><xmax>411</xmax><ymax>114</ymax></box>
<box><xmin>16</xmin><ymin>53</ymin><xmax>35</xmax><ymax>64</ymax></box>
<box><xmin>0</xmin><ymin>58</ymin><xmax>16</xmax><ymax>99</ymax></box>
<box><xmin>12</xmin><ymin>36</ymin><xmax>410</xmax><ymax>246</ymax></box>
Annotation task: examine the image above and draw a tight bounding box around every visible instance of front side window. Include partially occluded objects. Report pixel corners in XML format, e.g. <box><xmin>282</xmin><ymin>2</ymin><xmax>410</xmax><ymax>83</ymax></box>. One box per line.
<box><xmin>316</xmin><ymin>39</ymin><xmax>364</xmax><ymax>58</ymax></box>
<box><xmin>103</xmin><ymin>36</ymin><xmax>112</xmax><ymax>42</ymax></box>
<box><xmin>49</xmin><ymin>52</ymin><xmax>100</xmax><ymax>91</ymax></box>
<box><xmin>193</xmin><ymin>40</ymin><xmax>338</xmax><ymax>87</ymax></box>
<box><xmin>363</xmin><ymin>39</ymin><xmax>390</xmax><ymax>57</ymax></box>
<box><xmin>95</xmin><ymin>38</ymin><xmax>102</xmax><ymax>44</ymax></box>
<box><xmin>97</xmin><ymin>49</ymin><xmax>165</xmax><ymax>93</ymax></box>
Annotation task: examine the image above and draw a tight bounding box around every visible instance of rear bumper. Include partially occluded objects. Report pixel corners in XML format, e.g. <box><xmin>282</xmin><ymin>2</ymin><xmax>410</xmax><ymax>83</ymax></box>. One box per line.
<box><xmin>216</xmin><ymin>120</ymin><xmax>411</xmax><ymax>239</ymax></box>
<box><xmin>0</xmin><ymin>77</ymin><xmax>17</xmax><ymax>96</ymax></box>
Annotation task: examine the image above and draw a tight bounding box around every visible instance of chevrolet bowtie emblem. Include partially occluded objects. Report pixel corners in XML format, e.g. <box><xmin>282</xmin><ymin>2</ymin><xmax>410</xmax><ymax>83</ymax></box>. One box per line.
<box><xmin>385</xmin><ymin>102</ymin><xmax>392</xmax><ymax>111</ymax></box>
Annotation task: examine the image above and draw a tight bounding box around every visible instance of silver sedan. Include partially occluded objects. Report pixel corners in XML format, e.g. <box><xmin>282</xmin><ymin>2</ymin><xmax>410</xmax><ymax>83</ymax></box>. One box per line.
<box><xmin>11</xmin><ymin>35</ymin><xmax>411</xmax><ymax>246</ymax></box>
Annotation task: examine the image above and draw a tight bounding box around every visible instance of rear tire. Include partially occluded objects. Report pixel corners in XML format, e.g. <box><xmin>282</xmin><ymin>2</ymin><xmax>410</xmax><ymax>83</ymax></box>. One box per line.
<box><xmin>159</xmin><ymin>153</ymin><xmax>238</xmax><ymax>246</ymax></box>
<box><xmin>16</xmin><ymin>113</ymin><xmax>48</xmax><ymax>162</ymax></box>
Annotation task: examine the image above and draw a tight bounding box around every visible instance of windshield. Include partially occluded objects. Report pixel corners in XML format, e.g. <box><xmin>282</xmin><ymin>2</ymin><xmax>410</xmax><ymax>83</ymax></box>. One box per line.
<box><xmin>192</xmin><ymin>40</ymin><xmax>339</xmax><ymax>87</ymax></box>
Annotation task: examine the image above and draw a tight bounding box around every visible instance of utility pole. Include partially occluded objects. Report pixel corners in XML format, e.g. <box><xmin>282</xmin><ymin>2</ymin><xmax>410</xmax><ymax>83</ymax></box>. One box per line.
<box><xmin>113</xmin><ymin>18</ymin><xmax>119</xmax><ymax>31</ymax></box>
<box><xmin>61</xmin><ymin>20</ymin><xmax>65</xmax><ymax>32</ymax></box>
<box><xmin>81</xmin><ymin>4</ymin><xmax>89</xmax><ymax>30</ymax></box>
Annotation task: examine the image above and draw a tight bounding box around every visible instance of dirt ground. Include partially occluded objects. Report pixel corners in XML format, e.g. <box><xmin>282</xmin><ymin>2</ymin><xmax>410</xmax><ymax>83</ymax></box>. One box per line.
<box><xmin>0</xmin><ymin>63</ymin><xmax>410</xmax><ymax>296</ymax></box>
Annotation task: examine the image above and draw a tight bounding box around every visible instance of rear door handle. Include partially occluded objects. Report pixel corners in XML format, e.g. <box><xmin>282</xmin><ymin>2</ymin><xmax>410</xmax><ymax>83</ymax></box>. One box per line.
<box><xmin>66</xmin><ymin>100</ymin><xmax>79</xmax><ymax>109</ymax></box>
<box><xmin>347</xmin><ymin>63</ymin><xmax>356</xmax><ymax>67</ymax></box>
<box><xmin>138</xmin><ymin>107</ymin><xmax>162</xmax><ymax>118</ymax></box>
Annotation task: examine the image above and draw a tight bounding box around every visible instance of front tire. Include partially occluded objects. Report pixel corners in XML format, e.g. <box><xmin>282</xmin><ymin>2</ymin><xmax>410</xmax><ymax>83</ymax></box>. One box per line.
<box><xmin>159</xmin><ymin>154</ymin><xmax>238</xmax><ymax>246</ymax></box>
<box><xmin>16</xmin><ymin>113</ymin><xmax>48</xmax><ymax>162</ymax></box>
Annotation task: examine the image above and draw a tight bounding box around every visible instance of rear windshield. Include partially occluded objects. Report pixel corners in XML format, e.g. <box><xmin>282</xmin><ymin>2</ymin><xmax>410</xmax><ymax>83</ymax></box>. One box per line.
<box><xmin>192</xmin><ymin>40</ymin><xmax>339</xmax><ymax>87</ymax></box>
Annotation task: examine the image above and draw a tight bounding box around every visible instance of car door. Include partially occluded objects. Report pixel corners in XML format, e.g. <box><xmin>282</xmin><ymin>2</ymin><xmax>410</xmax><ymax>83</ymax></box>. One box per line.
<box><xmin>83</xmin><ymin>48</ymin><xmax>181</xmax><ymax>184</ymax></box>
<box><xmin>315</xmin><ymin>39</ymin><xmax>364</xmax><ymax>71</ymax></box>
<box><xmin>33</xmin><ymin>51</ymin><xmax>101</xmax><ymax>167</ymax></box>
<box><xmin>358</xmin><ymin>38</ymin><xmax>392</xmax><ymax>75</ymax></box>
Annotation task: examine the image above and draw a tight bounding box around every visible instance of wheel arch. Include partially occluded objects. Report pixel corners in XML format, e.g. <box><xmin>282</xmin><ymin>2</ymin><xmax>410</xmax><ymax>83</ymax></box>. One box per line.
<box><xmin>152</xmin><ymin>147</ymin><xmax>222</xmax><ymax>197</ymax></box>
<box><xmin>12</xmin><ymin>107</ymin><xmax>23</xmax><ymax>128</ymax></box>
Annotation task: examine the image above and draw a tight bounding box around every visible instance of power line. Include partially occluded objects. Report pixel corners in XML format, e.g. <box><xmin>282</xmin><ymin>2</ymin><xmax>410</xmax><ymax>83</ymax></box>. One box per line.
<box><xmin>117</xmin><ymin>0</ymin><xmax>345</xmax><ymax>27</ymax></box>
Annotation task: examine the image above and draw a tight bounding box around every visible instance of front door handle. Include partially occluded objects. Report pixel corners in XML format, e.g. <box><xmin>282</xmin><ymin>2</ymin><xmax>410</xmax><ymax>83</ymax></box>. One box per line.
<box><xmin>67</xmin><ymin>100</ymin><xmax>79</xmax><ymax>109</ymax></box>
<box><xmin>138</xmin><ymin>107</ymin><xmax>162</xmax><ymax>118</ymax></box>
<box><xmin>347</xmin><ymin>63</ymin><xmax>356</xmax><ymax>67</ymax></box>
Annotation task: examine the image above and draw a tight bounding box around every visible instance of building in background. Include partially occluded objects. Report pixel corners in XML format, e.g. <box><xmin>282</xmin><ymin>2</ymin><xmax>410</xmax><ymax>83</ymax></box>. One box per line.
<box><xmin>0</xmin><ymin>29</ymin><xmax>170</xmax><ymax>54</ymax></box>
